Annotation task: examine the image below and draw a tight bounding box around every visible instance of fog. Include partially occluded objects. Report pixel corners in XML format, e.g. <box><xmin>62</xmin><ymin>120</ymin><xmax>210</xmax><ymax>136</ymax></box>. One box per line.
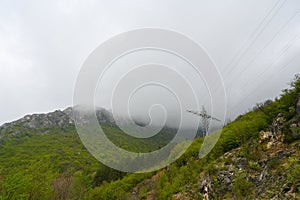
<box><xmin>1</xmin><ymin>0</ymin><xmax>300</xmax><ymax>126</ymax></box>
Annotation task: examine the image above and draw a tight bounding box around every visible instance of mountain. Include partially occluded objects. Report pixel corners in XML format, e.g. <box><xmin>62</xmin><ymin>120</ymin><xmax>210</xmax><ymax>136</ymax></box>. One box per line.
<box><xmin>0</xmin><ymin>106</ymin><xmax>115</xmax><ymax>135</ymax></box>
<box><xmin>0</xmin><ymin>75</ymin><xmax>299</xmax><ymax>199</ymax></box>
<box><xmin>0</xmin><ymin>107</ymin><xmax>178</xmax><ymax>199</ymax></box>
<box><xmin>87</xmin><ymin>75</ymin><xmax>300</xmax><ymax>200</ymax></box>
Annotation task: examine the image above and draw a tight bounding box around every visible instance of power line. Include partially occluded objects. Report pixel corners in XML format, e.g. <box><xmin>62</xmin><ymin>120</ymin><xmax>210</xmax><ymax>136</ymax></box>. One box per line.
<box><xmin>236</xmin><ymin>32</ymin><xmax>300</xmax><ymax>93</ymax></box>
<box><xmin>226</xmin><ymin>10</ymin><xmax>300</xmax><ymax>90</ymax></box>
<box><xmin>200</xmin><ymin>0</ymin><xmax>288</xmax><ymax>105</ymax></box>
<box><xmin>223</xmin><ymin>0</ymin><xmax>287</xmax><ymax>81</ymax></box>
<box><xmin>230</xmin><ymin>47</ymin><xmax>300</xmax><ymax>114</ymax></box>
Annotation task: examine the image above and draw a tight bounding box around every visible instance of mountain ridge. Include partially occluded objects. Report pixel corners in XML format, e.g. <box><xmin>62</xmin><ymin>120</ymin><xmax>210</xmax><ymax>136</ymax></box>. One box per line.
<box><xmin>0</xmin><ymin>107</ymin><xmax>115</xmax><ymax>136</ymax></box>
<box><xmin>0</xmin><ymin>75</ymin><xmax>299</xmax><ymax>199</ymax></box>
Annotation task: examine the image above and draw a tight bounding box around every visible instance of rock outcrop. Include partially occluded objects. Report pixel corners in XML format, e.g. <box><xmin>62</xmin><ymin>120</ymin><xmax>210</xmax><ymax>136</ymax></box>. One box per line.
<box><xmin>199</xmin><ymin>173</ymin><xmax>213</xmax><ymax>200</ymax></box>
<box><xmin>0</xmin><ymin>107</ymin><xmax>116</xmax><ymax>137</ymax></box>
<box><xmin>259</xmin><ymin>113</ymin><xmax>285</xmax><ymax>149</ymax></box>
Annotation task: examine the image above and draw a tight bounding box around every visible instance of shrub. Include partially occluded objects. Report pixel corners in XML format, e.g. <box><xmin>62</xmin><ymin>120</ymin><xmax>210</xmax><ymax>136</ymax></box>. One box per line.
<box><xmin>233</xmin><ymin>171</ymin><xmax>254</xmax><ymax>199</ymax></box>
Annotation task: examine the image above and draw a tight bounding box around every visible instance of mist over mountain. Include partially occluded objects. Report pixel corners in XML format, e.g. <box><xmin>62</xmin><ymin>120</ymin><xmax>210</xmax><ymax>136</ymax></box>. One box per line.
<box><xmin>0</xmin><ymin>75</ymin><xmax>299</xmax><ymax>199</ymax></box>
<box><xmin>1</xmin><ymin>0</ymin><xmax>300</xmax><ymax>198</ymax></box>
<box><xmin>0</xmin><ymin>105</ymin><xmax>207</xmax><ymax>141</ymax></box>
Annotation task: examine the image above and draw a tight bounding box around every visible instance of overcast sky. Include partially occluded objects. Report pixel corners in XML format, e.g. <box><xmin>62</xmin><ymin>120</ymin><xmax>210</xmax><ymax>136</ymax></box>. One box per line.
<box><xmin>1</xmin><ymin>0</ymin><xmax>300</xmax><ymax>125</ymax></box>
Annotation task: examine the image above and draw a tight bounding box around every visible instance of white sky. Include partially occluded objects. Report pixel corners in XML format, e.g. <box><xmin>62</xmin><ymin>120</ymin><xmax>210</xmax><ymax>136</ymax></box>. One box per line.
<box><xmin>0</xmin><ymin>0</ymin><xmax>300</xmax><ymax>125</ymax></box>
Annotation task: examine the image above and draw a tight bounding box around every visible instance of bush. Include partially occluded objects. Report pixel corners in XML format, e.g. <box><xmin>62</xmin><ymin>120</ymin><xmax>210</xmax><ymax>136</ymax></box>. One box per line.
<box><xmin>233</xmin><ymin>171</ymin><xmax>254</xmax><ymax>199</ymax></box>
<box><xmin>287</xmin><ymin>157</ymin><xmax>300</xmax><ymax>184</ymax></box>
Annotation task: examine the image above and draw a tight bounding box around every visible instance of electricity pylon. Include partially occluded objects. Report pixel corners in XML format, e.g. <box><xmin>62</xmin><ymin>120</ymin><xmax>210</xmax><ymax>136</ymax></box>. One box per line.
<box><xmin>187</xmin><ymin>106</ymin><xmax>221</xmax><ymax>137</ymax></box>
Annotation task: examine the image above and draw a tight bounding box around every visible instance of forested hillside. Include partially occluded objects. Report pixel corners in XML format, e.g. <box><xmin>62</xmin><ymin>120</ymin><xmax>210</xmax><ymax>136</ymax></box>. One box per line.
<box><xmin>0</xmin><ymin>75</ymin><xmax>299</xmax><ymax>199</ymax></box>
<box><xmin>88</xmin><ymin>75</ymin><xmax>300</xmax><ymax>200</ymax></box>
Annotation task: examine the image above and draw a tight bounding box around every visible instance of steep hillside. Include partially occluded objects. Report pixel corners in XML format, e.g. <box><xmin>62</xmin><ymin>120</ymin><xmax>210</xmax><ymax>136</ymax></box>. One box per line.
<box><xmin>0</xmin><ymin>75</ymin><xmax>299</xmax><ymax>199</ymax></box>
<box><xmin>88</xmin><ymin>75</ymin><xmax>300</xmax><ymax>200</ymax></box>
<box><xmin>0</xmin><ymin>107</ymin><xmax>180</xmax><ymax>199</ymax></box>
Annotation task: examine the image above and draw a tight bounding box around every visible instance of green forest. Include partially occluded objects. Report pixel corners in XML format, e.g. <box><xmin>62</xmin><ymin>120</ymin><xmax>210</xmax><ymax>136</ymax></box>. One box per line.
<box><xmin>0</xmin><ymin>75</ymin><xmax>299</xmax><ymax>199</ymax></box>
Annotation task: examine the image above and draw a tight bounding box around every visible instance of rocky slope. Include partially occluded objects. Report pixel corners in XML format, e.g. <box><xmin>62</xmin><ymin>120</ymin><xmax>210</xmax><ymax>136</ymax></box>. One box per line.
<box><xmin>195</xmin><ymin>112</ymin><xmax>300</xmax><ymax>199</ymax></box>
<box><xmin>119</xmin><ymin>86</ymin><xmax>300</xmax><ymax>200</ymax></box>
<box><xmin>0</xmin><ymin>107</ymin><xmax>115</xmax><ymax>137</ymax></box>
<box><xmin>1</xmin><ymin>76</ymin><xmax>299</xmax><ymax>200</ymax></box>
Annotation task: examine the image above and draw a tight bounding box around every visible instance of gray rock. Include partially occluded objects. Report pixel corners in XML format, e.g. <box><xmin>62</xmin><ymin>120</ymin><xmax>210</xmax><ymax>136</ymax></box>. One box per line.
<box><xmin>271</xmin><ymin>113</ymin><xmax>285</xmax><ymax>134</ymax></box>
<box><xmin>217</xmin><ymin>171</ymin><xmax>234</xmax><ymax>190</ymax></box>
<box><xmin>199</xmin><ymin>173</ymin><xmax>213</xmax><ymax>200</ymax></box>
<box><xmin>0</xmin><ymin>107</ymin><xmax>117</xmax><ymax>137</ymax></box>
<box><xmin>234</xmin><ymin>157</ymin><xmax>248</xmax><ymax>169</ymax></box>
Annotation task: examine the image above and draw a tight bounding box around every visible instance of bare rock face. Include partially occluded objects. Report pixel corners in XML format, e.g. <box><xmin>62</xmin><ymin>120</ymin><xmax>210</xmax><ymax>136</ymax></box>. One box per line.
<box><xmin>0</xmin><ymin>109</ymin><xmax>74</xmax><ymax>138</ymax></box>
<box><xmin>0</xmin><ymin>107</ymin><xmax>116</xmax><ymax>137</ymax></box>
<box><xmin>259</xmin><ymin>131</ymin><xmax>273</xmax><ymax>142</ymax></box>
<box><xmin>259</xmin><ymin>131</ymin><xmax>278</xmax><ymax>149</ymax></box>
<box><xmin>271</xmin><ymin>113</ymin><xmax>285</xmax><ymax>134</ymax></box>
<box><xmin>199</xmin><ymin>173</ymin><xmax>213</xmax><ymax>200</ymax></box>
<box><xmin>259</xmin><ymin>113</ymin><xmax>285</xmax><ymax>149</ymax></box>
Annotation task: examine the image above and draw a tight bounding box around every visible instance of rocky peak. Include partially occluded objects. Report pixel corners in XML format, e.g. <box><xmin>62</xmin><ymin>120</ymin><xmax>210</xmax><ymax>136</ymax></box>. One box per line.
<box><xmin>0</xmin><ymin>107</ymin><xmax>116</xmax><ymax>137</ymax></box>
<box><xmin>2</xmin><ymin>109</ymin><xmax>73</xmax><ymax>130</ymax></box>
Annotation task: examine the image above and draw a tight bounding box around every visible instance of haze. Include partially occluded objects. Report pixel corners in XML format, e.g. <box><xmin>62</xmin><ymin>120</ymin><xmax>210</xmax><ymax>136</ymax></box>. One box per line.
<box><xmin>1</xmin><ymin>0</ymin><xmax>300</xmax><ymax>125</ymax></box>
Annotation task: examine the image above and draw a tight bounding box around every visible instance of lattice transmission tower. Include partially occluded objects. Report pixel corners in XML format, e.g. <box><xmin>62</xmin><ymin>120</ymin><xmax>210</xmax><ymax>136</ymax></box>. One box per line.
<box><xmin>187</xmin><ymin>106</ymin><xmax>220</xmax><ymax>137</ymax></box>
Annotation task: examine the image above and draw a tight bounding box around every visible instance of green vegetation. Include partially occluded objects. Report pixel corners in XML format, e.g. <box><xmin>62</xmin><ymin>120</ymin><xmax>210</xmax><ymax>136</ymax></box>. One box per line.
<box><xmin>0</xmin><ymin>122</ymin><xmax>177</xmax><ymax>199</ymax></box>
<box><xmin>88</xmin><ymin>75</ymin><xmax>300</xmax><ymax>199</ymax></box>
<box><xmin>0</xmin><ymin>74</ymin><xmax>299</xmax><ymax>199</ymax></box>
<box><xmin>287</xmin><ymin>156</ymin><xmax>300</xmax><ymax>186</ymax></box>
<box><xmin>0</xmin><ymin>128</ymin><xmax>98</xmax><ymax>199</ymax></box>
<box><xmin>232</xmin><ymin>171</ymin><xmax>254</xmax><ymax>199</ymax></box>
